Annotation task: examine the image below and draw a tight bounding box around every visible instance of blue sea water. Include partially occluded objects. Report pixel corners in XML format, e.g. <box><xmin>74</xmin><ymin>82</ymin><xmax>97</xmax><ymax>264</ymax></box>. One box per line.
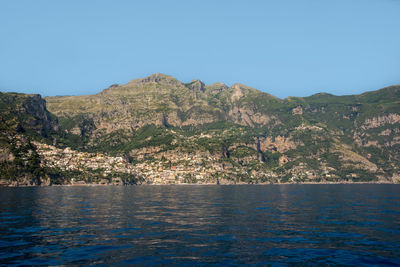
<box><xmin>0</xmin><ymin>184</ymin><xmax>399</xmax><ymax>266</ymax></box>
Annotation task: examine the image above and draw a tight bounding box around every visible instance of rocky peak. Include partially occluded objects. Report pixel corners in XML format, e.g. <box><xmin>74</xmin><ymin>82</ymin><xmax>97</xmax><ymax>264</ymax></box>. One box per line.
<box><xmin>231</xmin><ymin>83</ymin><xmax>250</xmax><ymax>101</ymax></box>
<box><xmin>292</xmin><ymin>106</ymin><xmax>303</xmax><ymax>115</ymax></box>
<box><xmin>108</xmin><ymin>84</ymin><xmax>120</xmax><ymax>88</ymax></box>
<box><xmin>186</xmin><ymin>79</ymin><xmax>205</xmax><ymax>92</ymax></box>
<box><xmin>130</xmin><ymin>73</ymin><xmax>180</xmax><ymax>85</ymax></box>
<box><xmin>205</xmin><ymin>82</ymin><xmax>229</xmax><ymax>94</ymax></box>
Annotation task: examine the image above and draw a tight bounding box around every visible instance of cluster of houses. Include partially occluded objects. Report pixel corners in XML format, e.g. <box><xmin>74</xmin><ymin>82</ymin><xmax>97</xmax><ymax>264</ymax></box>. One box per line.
<box><xmin>34</xmin><ymin>143</ymin><xmax>129</xmax><ymax>172</ymax></box>
<box><xmin>133</xmin><ymin>155</ymin><xmax>224</xmax><ymax>184</ymax></box>
<box><xmin>33</xmin><ymin>142</ymin><xmax>286</xmax><ymax>184</ymax></box>
<box><xmin>33</xmin><ymin>142</ymin><xmax>237</xmax><ymax>184</ymax></box>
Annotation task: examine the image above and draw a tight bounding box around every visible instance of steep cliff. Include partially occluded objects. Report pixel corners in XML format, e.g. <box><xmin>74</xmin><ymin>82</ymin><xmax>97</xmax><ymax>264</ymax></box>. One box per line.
<box><xmin>0</xmin><ymin>93</ymin><xmax>59</xmax><ymax>185</ymax></box>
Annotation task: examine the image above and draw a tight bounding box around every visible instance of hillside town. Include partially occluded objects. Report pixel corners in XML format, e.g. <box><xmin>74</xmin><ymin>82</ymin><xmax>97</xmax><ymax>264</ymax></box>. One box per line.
<box><xmin>33</xmin><ymin>142</ymin><xmax>277</xmax><ymax>185</ymax></box>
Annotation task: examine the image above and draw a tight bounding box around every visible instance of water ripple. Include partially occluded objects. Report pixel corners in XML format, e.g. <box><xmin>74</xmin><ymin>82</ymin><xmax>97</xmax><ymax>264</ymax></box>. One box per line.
<box><xmin>0</xmin><ymin>184</ymin><xmax>399</xmax><ymax>265</ymax></box>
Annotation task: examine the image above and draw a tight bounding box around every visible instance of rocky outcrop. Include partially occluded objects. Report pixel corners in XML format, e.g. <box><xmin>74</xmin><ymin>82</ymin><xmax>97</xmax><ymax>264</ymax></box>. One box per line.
<box><xmin>187</xmin><ymin>80</ymin><xmax>205</xmax><ymax>92</ymax></box>
<box><xmin>0</xmin><ymin>92</ymin><xmax>59</xmax><ymax>134</ymax></box>
<box><xmin>257</xmin><ymin>136</ymin><xmax>297</xmax><ymax>153</ymax></box>
<box><xmin>292</xmin><ymin>106</ymin><xmax>303</xmax><ymax>115</ymax></box>
<box><xmin>362</xmin><ymin>113</ymin><xmax>400</xmax><ymax>129</ymax></box>
<box><xmin>20</xmin><ymin>94</ymin><xmax>59</xmax><ymax>132</ymax></box>
<box><xmin>228</xmin><ymin>106</ymin><xmax>275</xmax><ymax>127</ymax></box>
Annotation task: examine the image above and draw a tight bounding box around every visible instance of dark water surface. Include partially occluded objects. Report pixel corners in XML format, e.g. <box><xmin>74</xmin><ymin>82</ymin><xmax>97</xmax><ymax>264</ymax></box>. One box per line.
<box><xmin>0</xmin><ymin>184</ymin><xmax>400</xmax><ymax>266</ymax></box>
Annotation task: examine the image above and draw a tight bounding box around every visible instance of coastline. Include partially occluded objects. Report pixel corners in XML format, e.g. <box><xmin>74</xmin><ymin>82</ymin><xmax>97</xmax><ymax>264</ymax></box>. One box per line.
<box><xmin>1</xmin><ymin>180</ymin><xmax>398</xmax><ymax>187</ymax></box>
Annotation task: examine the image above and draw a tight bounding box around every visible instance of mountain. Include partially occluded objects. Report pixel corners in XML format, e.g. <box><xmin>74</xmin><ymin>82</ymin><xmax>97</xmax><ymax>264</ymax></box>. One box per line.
<box><xmin>0</xmin><ymin>92</ymin><xmax>59</xmax><ymax>185</ymax></box>
<box><xmin>1</xmin><ymin>74</ymin><xmax>400</xmax><ymax>185</ymax></box>
<box><xmin>46</xmin><ymin>73</ymin><xmax>280</xmax><ymax>132</ymax></box>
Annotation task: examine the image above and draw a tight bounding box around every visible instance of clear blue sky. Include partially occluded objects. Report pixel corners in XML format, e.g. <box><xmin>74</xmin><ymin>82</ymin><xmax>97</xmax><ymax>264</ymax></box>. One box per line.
<box><xmin>1</xmin><ymin>0</ymin><xmax>399</xmax><ymax>98</ymax></box>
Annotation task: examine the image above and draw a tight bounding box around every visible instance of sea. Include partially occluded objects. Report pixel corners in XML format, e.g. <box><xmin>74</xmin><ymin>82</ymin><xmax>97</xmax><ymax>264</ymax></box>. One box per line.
<box><xmin>0</xmin><ymin>184</ymin><xmax>399</xmax><ymax>266</ymax></box>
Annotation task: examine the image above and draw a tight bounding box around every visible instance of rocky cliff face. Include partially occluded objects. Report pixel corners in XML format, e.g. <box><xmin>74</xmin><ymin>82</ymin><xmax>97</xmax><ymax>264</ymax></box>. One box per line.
<box><xmin>0</xmin><ymin>92</ymin><xmax>59</xmax><ymax>135</ymax></box>
<box><xmin>0</xmin><ymin>93</ymin><xmax>60</xmax><ymax>185</ymax></box>
<box><xmin>45</xmin><ymin>74</ymin><xmax>279</xmax><ymax>137</ymax></box>
<box><xmin>2</xmin><ymin>75</ymin><xmax>400</xmax><ymax>184</ymax></box>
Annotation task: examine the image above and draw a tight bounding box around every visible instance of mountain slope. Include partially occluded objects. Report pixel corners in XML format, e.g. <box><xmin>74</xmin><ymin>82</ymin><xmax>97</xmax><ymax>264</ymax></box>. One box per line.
<box><xmin>46</xmin><ymin>73</ymin><xmax>280</xmax><ymax>135</ymax></box>
<box><xmin>0</xmin><ymin>92</ymin><xmax>59</xmax><ymax>185</ymax></box>
<box><xmin>1</xmin><ymin>75</ymin><xmax>399</xmax><ymax>185</ymax></box>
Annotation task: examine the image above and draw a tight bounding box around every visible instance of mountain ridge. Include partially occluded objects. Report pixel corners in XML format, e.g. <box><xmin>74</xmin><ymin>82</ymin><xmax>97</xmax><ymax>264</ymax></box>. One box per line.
<box><xmin>1</xmin><ymin>74</ymin><xmax>400</xmax><ymax>185</ymax></box>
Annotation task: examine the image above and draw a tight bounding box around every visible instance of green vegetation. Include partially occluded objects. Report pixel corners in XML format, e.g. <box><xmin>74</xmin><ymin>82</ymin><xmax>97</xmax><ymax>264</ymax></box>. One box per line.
<box><xmin>1</xmin><ymin>76</ymin><xmax>400</xmax><ymax>184</ymax></box>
